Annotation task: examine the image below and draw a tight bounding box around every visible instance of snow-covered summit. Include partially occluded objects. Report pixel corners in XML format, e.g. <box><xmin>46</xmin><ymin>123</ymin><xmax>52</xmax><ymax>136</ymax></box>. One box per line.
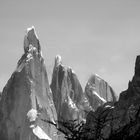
<box><xmin>24</xmin><ymin>26</ymin><xmax>41</xmax><ymax>53</ymax></box>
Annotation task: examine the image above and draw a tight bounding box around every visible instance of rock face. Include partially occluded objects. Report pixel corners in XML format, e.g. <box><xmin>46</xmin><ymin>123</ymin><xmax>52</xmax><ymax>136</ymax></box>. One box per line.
<box><xmin>50</xmin><ymin>55</ymin><xmax>91</xmax><ymax>122</ymax></box>
<box><xmin>0</xmin><ymin>92</ymin><xmax>1</xmax><ymax>100</ymax></box>
<box><xmin>0</xmin><ymin>27</ymin><xmax>57</xmax><ymax>140</ymax></box>
<box><xmin>1</xmin><ymin>26</ymin><xmax>136</xmax><ymax>140</ymax></box>
<box><xmin>85</xmin><ymin>74</ymin><xmax>117</xmax><ymax>111</ymax></box>
<box><xmin>84</xmin><ymin>56</ymin><xmax>140</xmax><ymax>139</ymax></box>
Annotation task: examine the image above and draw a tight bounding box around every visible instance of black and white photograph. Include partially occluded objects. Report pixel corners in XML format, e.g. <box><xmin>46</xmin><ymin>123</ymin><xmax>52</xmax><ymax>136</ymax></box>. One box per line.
<box><xmin>0</xmin><ymin>0</ymin><xmax>140</xmax><ymax>140</ymax></box>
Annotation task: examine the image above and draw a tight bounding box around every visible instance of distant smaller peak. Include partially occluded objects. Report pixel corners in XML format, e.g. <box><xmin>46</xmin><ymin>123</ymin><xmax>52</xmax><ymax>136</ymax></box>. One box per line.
<box><xmin>55</xmin><ymin>55</ymin><xmax>62</xmax><ymax>67</ymax></box>
<box><xmin>24</xmin><ymin>26</ymin><xmax>41</xmax><ymax>53</ymax></box>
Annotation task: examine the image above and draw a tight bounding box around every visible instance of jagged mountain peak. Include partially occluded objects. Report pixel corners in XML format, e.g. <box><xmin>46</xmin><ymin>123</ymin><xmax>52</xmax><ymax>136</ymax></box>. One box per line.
<box><xmin>51</xmin><ymin>55</ymin><xmax>92</xmax><ymax>122</ymax></box>
<box><xmin>119</xmin><ymin>55</ymin><xmax>140</xmax><ymax>103</ymax></box>
<box><xmin>85</xmin><ymin>73</ymin><xmax>117</xmax><ymax>111</ymax></box>
<box><xmin>135</xmin><ymin>55</ymin><xmax>140</xmax><ymax>76</ymax></box>
<box><xmin>0</xmin><ymin>26</ymin><xmax>129</xmax><ymax>140</ymax></box>
<box><xmin>24</xmin><ymin>26</ymin><xmax>41</xmax><ymax>54</ymax></box>
<box><xmin>0</xmin><ymin>27</ymin><xmax>57</xmax><ymax>140</ymax></box>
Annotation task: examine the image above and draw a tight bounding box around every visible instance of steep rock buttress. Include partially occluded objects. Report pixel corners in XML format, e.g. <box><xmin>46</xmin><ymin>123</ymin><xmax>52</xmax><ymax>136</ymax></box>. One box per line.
<box><xmin>85</xmin><ymin>74</ymin><xmax>117</xmax><ymax>111</ymax></box>
<box><xmin>50</xmin><ymin>55</ymin><xmax>91</xmax><ymax>122</ymax></box>
<box><xmin>0</xmin><ymin>27</ymin><xmax>57</xmax><ymax>140</ymax></box>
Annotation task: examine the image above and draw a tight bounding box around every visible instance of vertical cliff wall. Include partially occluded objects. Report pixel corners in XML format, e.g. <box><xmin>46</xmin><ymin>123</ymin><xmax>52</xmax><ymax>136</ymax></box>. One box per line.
<box><xmin>0</xmin><ymin>27</ymin><xmax>57</xmax><ymax>140</ymax></box>
<box><xmin>50</xmin><ymin>55</ymin><xmax>91</xmax><ymax>122</ymax></box>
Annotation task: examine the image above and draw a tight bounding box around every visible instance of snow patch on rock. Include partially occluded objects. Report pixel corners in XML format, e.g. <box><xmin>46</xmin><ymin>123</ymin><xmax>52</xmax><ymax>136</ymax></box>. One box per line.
<box><xmin>27</xmin><ymin>108</ymin><xmax>38</xmax><ymax>122</ymax></box>
<box><xmin>33</xmin><ymin>125</ymin><xmax>52</xmax><ymax>140</ymax></box>
<box><xmin>68</xmin><ymin>96</ymin><xmax>77</xmax><ymax>110</ymax></box>
<box><xmin>92</xmin><ymin>91</ymin><xmax>107</xmax><ymax>103</ymax></box>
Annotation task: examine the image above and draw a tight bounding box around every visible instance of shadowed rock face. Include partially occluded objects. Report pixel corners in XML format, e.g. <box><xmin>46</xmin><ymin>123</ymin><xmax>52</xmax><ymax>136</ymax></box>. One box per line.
<box><xmin>50</xmin><ymin>55</ymin><xmax>91</xmax><ymax>122</ymax></box>
<box><xmin>0</xmin><ymin>92</ymin><xmax>1</xmax><ymax>100</ymax></box>
<box><xmin>85</xmin><ymin>74</ymin><xmax>117</xmax><ymax>111</ymax></box>
<box><xmin>0</xmin><ymin>27</ymin><xmax>57</xmax><ymax>140</ymax></box>
<box><xmin>119</xmin><ymin>56</ymin><xmax>140</xmax><ymax>105</ymax></box>
<box><xmin>85</xmin><ymin>56</ymin><xmax>140</xmax><ymax>139</ymax></box>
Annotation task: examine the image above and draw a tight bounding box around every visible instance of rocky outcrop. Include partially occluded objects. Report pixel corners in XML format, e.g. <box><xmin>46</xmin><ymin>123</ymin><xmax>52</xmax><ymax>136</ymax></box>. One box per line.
<box><xmin>85</xmin><ymin>74</ymin><xmax>117</xmax><ymax>111</ymax></box>
<box><xmin>0</xmin><ymin>27</ymin><xmax>57</xmax><ymax>140</ymax></box>
<box><xmin>50</xmin><ymin>55</ymin><xmax>91</xmax><ymax>122</ymax></box>
<box><xmin>1</xmin><ymin>26</ymin><xmax>137</xmax><ymax>140</ymax></box>
<box><xmin>84</xmin><ymin>56</ymin><xmax>140</xmax><ymax>140</ymax></box>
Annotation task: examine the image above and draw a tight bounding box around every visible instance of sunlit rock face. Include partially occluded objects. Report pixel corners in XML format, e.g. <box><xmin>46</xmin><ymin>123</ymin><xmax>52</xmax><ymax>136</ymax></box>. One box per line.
<box><xmin>0</xmin><ymin>27</ymin><xmax>57</xmax><ymax>140</ymax></box>
<box><xmin>85</xmin><ymin>74</ymin><xmax>117</xmax><ymax>111</ymax></box>
<box><xmin>50</xmin><ymin>55</ymin><xmax>91</xmax><ymax>122</ymax></box>
<box><xmin>85</xmin><ymin>56</ymin><xmax>140</xmax><ymax>139</ymax></box>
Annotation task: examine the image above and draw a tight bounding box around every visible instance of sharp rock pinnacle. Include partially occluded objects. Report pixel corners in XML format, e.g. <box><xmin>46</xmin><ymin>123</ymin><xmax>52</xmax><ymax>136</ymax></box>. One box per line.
<box><xmin>24</xmin><ymin>26</ymin><xmax>41</xmax><ymax>54</ymax></box>
<box><xmin>55</xmin><ymin>55</ymin><xmax>62</xmax><ymax>67</ymax></box>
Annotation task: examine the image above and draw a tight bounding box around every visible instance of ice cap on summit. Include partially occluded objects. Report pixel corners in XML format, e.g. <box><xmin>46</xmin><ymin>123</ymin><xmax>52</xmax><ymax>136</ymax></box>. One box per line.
<box><xmin>24</xmin><ymin>26</ymin><xmax>41</xmax><ymax>53</ymax></box>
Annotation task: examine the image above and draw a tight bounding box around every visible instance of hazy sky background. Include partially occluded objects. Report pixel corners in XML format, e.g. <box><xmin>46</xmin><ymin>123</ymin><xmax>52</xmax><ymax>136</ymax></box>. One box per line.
<box><xmin>0</xmin><ymin>0</ymin><xmax>140</xmax><ymax>96</ymax></box>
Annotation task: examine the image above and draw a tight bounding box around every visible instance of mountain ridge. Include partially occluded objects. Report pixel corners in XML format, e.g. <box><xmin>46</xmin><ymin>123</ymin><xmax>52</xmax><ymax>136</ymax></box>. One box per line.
<box><xmin>0</xmin><ymin>27</ymin><xmax>118</xmax><ymax>140</ymax></box>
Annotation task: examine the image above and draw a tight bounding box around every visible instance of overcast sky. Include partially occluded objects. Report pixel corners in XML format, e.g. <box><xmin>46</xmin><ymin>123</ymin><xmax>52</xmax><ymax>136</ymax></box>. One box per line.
<box><xmin>0</xmin><ymin>0</ymin><xmax>140</xmax><ymax>95</ymax></box>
